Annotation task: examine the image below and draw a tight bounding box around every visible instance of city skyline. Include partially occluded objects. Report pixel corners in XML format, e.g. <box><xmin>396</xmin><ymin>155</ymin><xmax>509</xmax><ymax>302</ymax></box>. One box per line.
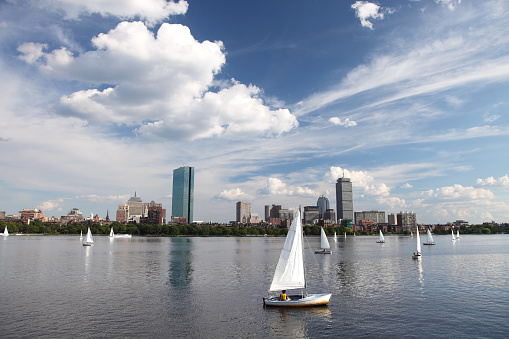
<box><xmin>1</xmin><ymin>1</ymin><xmax>508</xmax><ymax>224</ymax></box>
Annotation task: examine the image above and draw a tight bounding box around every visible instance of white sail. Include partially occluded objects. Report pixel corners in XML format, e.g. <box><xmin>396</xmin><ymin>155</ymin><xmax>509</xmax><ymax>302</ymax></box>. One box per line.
<box><xmin>451</xmin><ymin>229</ymin><xmax>456</xmax><ymax>241</ymax></box>
<box><xmin>269</xmin><ymin>210</ymin><xmax>305</xmax><ymax>292</ymax></box>
<box><xmin>334</xmin><ymin>232</ymin><xmax>337</xmax><ymax>240</ymax></box>
<box><xmin>416</xmin><ymin>226</ymin><xmax>421</xmax><ymax>254</ymax></box>
<box><xmin>427</xmin><ymin>229</ymin><xmax>434</xmax><ymax>243</ymax></box>
<box><xmin>379</xmin><ymin>230</ymin><xmax>385</xmax><ymax>242</ymax></box>
<box><xmin>457</xmin><ymin>230</ymin><xmax>460</xmax><ymax>239</ymax></box>
<box><xmin>3</xmin><ymin>226</ymin><xmax>9</xmax><ymax>236</ymax></box>
<box><xmin>320</xmin><ymin>227</ymin><xmax>330</xmax><ymax>250</ymax></box>
<box><xmin>109</xmin><ymin>227</ymin><xmax>114</xmax><ymax>237</ymax></box>
<box><xmin>83</xmin><ymin>227</ymin><xmax>94</xmax><ymax>245</ymax></box>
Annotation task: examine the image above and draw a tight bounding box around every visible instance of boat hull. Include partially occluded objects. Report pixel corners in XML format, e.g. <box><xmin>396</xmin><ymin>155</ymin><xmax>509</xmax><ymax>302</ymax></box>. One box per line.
<box><xmin>263</xmin><ymin>293</ymin><xmax>331</xmax><ymax>307</ymax></box>
<box><xmin>314</xmin><ymin>250</ymin><xmax>332</xmax><ymax>254</ymax></box>
<box><xmin>82</xmin><ymin>242</ymin><xmax>93</xmax><ymax>246</ymax></box>
<box><xmin>423</xmin><ymin>243</ymin><xmax>435</xmax><ymax>245</ymax></box>
<box><xmin>376</xmin><ymin>241</ymin><xmax>385</xmax><ymax>243</ymax></box>
<box><xmin>412</xmin><ymin>254</ymin><xmax>421</xmax><ymax>259</ymax></box>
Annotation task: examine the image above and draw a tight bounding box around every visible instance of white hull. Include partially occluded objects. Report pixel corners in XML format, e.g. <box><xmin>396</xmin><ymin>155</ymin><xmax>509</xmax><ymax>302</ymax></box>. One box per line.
<box><xmin>314</xmin><ymin>249</ymin><xmax>332</xmax><ymax>254</ymax></box>
<box><xmin>263</xmin><ymin>293</ymin><xmax>331</xmax><ymax>307</ymax></box>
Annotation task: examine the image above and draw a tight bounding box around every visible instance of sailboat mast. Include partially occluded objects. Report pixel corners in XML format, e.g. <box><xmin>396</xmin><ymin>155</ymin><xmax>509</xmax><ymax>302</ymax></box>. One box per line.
<box><xmin>300</xmin><ymin>206</ymin><xmax>307</xmax><ymax>297</ymax></box>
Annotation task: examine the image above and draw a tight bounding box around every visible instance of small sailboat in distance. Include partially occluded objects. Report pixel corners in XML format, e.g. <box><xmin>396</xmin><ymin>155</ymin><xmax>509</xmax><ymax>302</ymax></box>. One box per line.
<box><xmin>109</xmin><ymin>227</ymin><xmax>114</xmax><ymax>237</ymax></box>
<box><xmin>263</xmin><ymin>209</ymin><xmax>331</xmax><ymax>307</ymax></box>
<box><xmin>315</xmin><ymin>227</ymin><xmax>332</xmax><ymax>254</ymax></box>
<box><xmin>334</xmin><ymin>231</ymin><xmax>337</xmax><ymax>242</ymax></box>
<box><xmin>82</xmin><ymin>227</ymin><xmax>94</xmax><ymax>246</ymax></box>
<box><xmin>412</xmin><ymin>226</ymin><xmax>421</xmax><ymax>259</ymax></box>
<box><xmin>457</xmin><ymin>230</ymin><xmax>461</xmax><ymax>239</ymax></box>
<box><xmin>376</xmin><ymin>229</ymin><xmax>385</xmax><ymax>243</ymax></box>
<box><xmin>2</xmin><ymin>226</ymin><xmax>9</xmax><ymax>236</ymax></box>
<box><xmin>423</xmin><ymin>229</ymin><xmax>435</xmax><ymax>245</ymax></box>
<box><xmin>79</xmin><ymin>229</ymin><xmax>83</xmax><ymax>239</ymax></box>
<box><xmin>451</xmin><ymin>229</ymin><xmax>456</xmax><ymax>242</ymax></box>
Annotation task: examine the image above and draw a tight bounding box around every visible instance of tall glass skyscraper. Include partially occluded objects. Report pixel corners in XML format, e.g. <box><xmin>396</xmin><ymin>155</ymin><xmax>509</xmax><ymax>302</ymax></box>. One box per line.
<box><xmin>336</xmin><ymin>177</ymin><xmax>353</xmax><ymax>225</ymax></box>
<box><xmin>172</xmin><ymin>166</ymin><xmax>194</xmax><ymax>223</ymax></box>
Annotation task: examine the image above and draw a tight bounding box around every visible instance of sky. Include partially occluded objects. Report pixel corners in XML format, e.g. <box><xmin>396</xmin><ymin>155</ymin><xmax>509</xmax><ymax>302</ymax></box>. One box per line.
<box><xmin>0</xmin><ymin>0</ymin><xmax>508</xmax><ymax>224</ymax></box>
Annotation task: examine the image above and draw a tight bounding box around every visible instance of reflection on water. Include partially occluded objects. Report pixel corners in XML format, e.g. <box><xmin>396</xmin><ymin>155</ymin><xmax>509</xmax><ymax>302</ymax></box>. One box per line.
<box><xmin>1</xmin><ymin>235</ymin><xmax>508</xmax><ymax>338</ymax></box>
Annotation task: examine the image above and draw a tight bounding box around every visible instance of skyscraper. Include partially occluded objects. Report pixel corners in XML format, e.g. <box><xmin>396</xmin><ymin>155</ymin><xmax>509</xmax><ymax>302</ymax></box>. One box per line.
<box><xmin>172</xmin><ymin>166</ymin><xmax>194</xmax><ymax>223</ymax></box>
<box><xmin>317</xmin><ymin>195</ymin><xmax>330</xmax><ymax>219</ymax></box>
<box><xmin>336</xmin><ymin>177</ymin><xmax>353</xmax><ymax>225</ymax></box>
<box><xmin>236</xmin><ymin>201</ymin><xmax>251</xmax><ymax>223</ymax></box>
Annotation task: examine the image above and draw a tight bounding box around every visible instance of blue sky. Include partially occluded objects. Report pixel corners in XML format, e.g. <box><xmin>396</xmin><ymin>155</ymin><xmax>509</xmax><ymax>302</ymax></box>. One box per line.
<box><xmin>0</xmin><ymin>0</ymin><xmax>508</xmax><ymax>224</ymax></box>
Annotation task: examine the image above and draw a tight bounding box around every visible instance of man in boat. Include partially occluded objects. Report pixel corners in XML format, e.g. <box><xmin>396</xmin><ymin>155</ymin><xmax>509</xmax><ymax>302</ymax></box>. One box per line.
<box><xmin>279</xmin><ymin>290</ymin><xmax>290</xmax><ymax>301</ymax></box>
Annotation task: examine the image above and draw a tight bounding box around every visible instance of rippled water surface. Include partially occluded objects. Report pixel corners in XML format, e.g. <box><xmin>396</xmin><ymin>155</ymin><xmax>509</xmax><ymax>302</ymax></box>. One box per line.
<box><xmin>1</xmin><ymin>234</ymin><xmax>508</xmax><ymax>338</ymax></box>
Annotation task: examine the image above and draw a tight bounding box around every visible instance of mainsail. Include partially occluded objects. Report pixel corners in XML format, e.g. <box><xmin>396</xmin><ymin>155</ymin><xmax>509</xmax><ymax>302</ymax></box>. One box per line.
<box><xmin>320</xmin><ymin>227</ymin><xmax>331</xmax><ymax>250</ymax></box>
<box><xmin>416</xmin><ymin>226</ymin><xmax>421</xmax><ymax>254</ymax></box>
<box><xmin>427</xmin><ymin>229</ymin><xmax>434</xmax><ymax>243</ymax></box>
<box><xmin>379</xmin><ymin>230</ymin><xmax>385</xmax><ymax>242</ymax></box>
<box><xmin>269</xmin><ymin>210</ymin><xmax>305</xmax><ymax>292</ymax></box>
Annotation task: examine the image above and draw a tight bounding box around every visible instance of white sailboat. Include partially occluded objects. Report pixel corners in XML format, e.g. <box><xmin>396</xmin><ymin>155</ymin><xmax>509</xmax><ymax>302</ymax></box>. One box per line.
<box><xmin>376</xmin><ymin>229</ymin><xmax>385</xmax><ymax>243</ymax></box>
<box><xmin>410</xmin><ymin>231</ymin><xmax>413</xmax><ymax>237</ymax></box>
<box><xmin>82</xmin><ymin>227</ymin><xmax>94</xmax><ymax>246</ymax></box>
<box><xmin>344</xmin><ymin>232</ymin><xmax>346</xmax><ymax>239</ymax></box>
<box><xmin>412</xmin><ymin>226</ymin><xmax>421</xmax><ymax>259</ymax></box>
<box><xmin>423</xmin><ymin>229</ymin><xmax>435</xmax><ymax>245</ymax></box>
<box><xmin>79</xmin><ymin>229</ymin><xmax>83</xmax><ymax>239</ymax></box>
<box><xmin>334</xmin><ymin>232</ymin><xmax>337</xmax><ymax>242</ymax></box>
<box><xmin>263</xmin><ymin>209</ymin><xmax>331</xmax><ymax>307</ymax></box>
<box><xmin>456</xmin><ymin>230</ymin><xmax>461</xmax><ymax>239</ymax></box>
<box><xmin>109</xmin><ymin>227</ymin><xmax>114</xmax><ymax>237</ymax></box>
<box><xmin>451</xmin><ymin>229</ymin><xmax>456</xmax><ymax>241</ymax></box>
<box><xmin>315</xmin><ymin>227</ymin><xmax>332</xmax><ymax>254</ymax></box>
<box><xmin>2</xmin><ymin>226</ymin><xmax>9</xmax><ymax>236</ymax></box>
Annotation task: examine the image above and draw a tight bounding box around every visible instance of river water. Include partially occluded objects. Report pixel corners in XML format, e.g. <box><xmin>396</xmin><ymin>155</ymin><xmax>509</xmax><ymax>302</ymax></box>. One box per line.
<box><xmin>0</xmin><ymin>234</ymin><xmax>507</xmax><ymax>338</ymax></box>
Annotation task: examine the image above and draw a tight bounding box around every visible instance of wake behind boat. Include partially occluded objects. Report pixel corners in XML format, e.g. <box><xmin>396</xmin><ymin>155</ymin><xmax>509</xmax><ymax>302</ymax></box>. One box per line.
<box><xmin>109</xmin><ymin>226</ymin><xmax>132</xmax><ymax>238</ymax></box>
<box><xmin>315</xmin><ymin>227</ymin><xmax>332</xmax><ymax>254</ymax></box>
<box><xmin>263</xmin><ymin>209</ymin><xmax>331</xmax><ymax>307</ymax></box>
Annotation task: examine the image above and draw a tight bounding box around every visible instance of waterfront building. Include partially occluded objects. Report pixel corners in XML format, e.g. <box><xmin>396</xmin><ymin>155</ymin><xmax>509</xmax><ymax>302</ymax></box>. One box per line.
<box><xmin>146</xmin><ymin>201</ymin><xmax>166</xmax><ymax>225</ymax></box>
<box><xmin>388</xmin><ymin>213</ymin><xmax>396</xmax><ymax>225</ymax></box>
<box><xmin>265</xmin><ymin>204</ymin><xmax>282</xmax><ymax>223</ymax></box>
<box><xmin>248</xmin><ymin>213</ymin><xmax>262</xmax><ymax>224</ymax></box>
<box><xmin>336</xmin><ymin>177</ymin><xmax>353</xmax><ymax>226</ymax></box>
<box><xmin>317</xmin><ymin>195</ymin><xmax>330</xmax><ymax>219</ymax></box>
<box><xmin>172</xmin><ymin>166</ymin><xmax>194</xmax><ymax>223</ymax></box>
<box><xmin>116</xmin><ymin>204</ymin><xmax>128</xmax><ymax>223</ymax></box>
<box><xmin>397</xmin><ymin>211</ymin><xmax>417</xmax><ymax>232</ymax></box>
<box><xmin>20</xmin><ymin>209</ymin><xmax>45</xmax><ymax>223</ymax></box>
<box><xmin>354</xmin><ymin>210</ymin><xmax>386</xmax><ymax>225</ymax></box>
<box><xmin>236</xmin><ymin>201</ymin><xmax>251</xmax><ymax>224</ymax></box>
<box><xmin>324</xmin><ymin>209</ymin><xmax>336</xmax><ymax>223</ymax></box>
<box><xmin>303</xmin><ymin>206</ymin><xmax>319</xmax><ymax>225</ymax></box>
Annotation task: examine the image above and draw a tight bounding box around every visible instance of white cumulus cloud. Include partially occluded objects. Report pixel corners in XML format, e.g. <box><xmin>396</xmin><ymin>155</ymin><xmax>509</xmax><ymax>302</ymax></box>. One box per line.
<box><xmin>476</xmin><ymin>175</ymin><xmax>509</xmax><ymax>187</ymax></box>
<box><xmin>216</xmin><ymin>188</ymin><xmax>250</xmax><ymax>201</ymax></box>
<box><xmin>329</xmin><ymin>117</ymin><xmax>357</xmax><ymax>127</ymax></box>
<box><xmin>351</xmin><ymin>1</ymin><xmax>386</xmax><ymax>29</ymax></box>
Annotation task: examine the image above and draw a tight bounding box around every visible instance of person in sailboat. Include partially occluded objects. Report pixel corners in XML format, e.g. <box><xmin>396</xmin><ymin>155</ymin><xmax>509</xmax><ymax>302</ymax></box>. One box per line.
<box><xmin>279</xmin><ymin>290</ymin><xmax>290</xmax><ymax>301</ymax></box>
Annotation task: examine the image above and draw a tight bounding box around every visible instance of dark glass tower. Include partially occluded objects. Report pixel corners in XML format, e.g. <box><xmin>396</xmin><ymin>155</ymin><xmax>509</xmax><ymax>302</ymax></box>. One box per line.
<box><xmin>172</xmin><ymin>166</ymin><xmax>194</xmax><ymax>223</ymax></box>
<box><xmin>335</xmin><ymin>177</ymin><xmax>353</xmax><ymax>224</ymax></box>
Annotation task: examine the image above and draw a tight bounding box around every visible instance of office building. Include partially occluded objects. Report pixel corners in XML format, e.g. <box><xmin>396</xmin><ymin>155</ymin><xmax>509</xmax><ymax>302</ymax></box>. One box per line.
<box><xmin>303</xmin><ymin>206</ymin><xmax>319</xmax><ymax>225</ymax></box>
<box><xmin>265</xmin><ymin>204</ymin><xmax>282</xmax><ymax>223</ymax></box>
<box><xmin>397</xmin><ymin>211</ymin><xmax>417</xmax><ymax>232</ymax></box>
<box><xmin>355</xmin><ymin>210</ymin><xmax>386</xmax><ymax>225</ymax></box>
<box><xmin>317</xmin><ymin>195</ymin><xmax>330</xmax><ymax>219</ymax></box>
<box><xmin>336</xmin><ymin>177</ymin><xmax>353</xmax><ymax>225</ymax></box>
<box><xmin>236</xmin><ymin>201</ymin><xmax>251</xmax><ymax>224</ymax></box>
<box><xmin>172</xmin><ymin>166</ymin><xmax>194</xmax><ymax>223</ymax></box>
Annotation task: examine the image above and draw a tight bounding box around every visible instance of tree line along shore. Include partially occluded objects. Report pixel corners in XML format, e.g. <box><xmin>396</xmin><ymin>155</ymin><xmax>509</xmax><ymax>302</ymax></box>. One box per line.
<box><xmin>1</xmin><ymin>220</ymin><xmax>507</xmax><ymax>237</ymax></box>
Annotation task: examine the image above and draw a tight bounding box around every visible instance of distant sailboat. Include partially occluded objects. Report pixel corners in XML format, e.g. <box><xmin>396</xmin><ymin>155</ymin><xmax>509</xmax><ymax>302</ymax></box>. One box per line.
<box><xmin>315</xmin><ymin>227</ymin><xmax>332</xmax><ymax>254</ymax></box>
<box><xmin>451</xmin><ymin>229</ymin><xmax>456</xmax><ymax>242</ymax></box>
<box><xmin>109</xmin><ymin>227</ymin><xmax>114</xmax><ymax>237</ymax></box>
<box><xmin>344</xmin><ymin>232</ymin><xmax>346</xmax><ymax>239</ymax></box>
<box><xmin>263</xmin><ymin>209</ymin><xmax>331</xmax><ymax>307</ymax></box>
<box><xmin>79</xmin><ymin>229</ymin><xmax>83</xmax><ymax>239</ymax></box>
<box><xmin>411</xmin><ymin>231</ymin><xmax>413</xmax><ymax>238</ymax></box>
<box><xmin>412</xmin><ymin>226</ymin><xmax>421</xmax><ymax>259</ymax></box>
<box><xmin>82</xmin><ymin>227</ymin><xmax>94</xmax><ymax>246</ymax></box>
<box><xmin>334</xmin><ymin>232</ymin><xmax>337</xmax><ymax>242</ymax></box>
<box><xmin>423</xmin><ymin>229</ymin><xmax>435</xmax><ymax>245</ymax></box>
<box><xmin>2</xmin><ymin>226</ymin><xmax>8</xmax><ymax>236</ymax></box>
<box><xmin>376</xmin><ymin>229</ymin><xmax>385</xmax><ymax>243</ymax></box>
<box><xmin>457</xmin><ymin>230</ymin><xmax>461</xmax><ymax>239</ymax></box>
